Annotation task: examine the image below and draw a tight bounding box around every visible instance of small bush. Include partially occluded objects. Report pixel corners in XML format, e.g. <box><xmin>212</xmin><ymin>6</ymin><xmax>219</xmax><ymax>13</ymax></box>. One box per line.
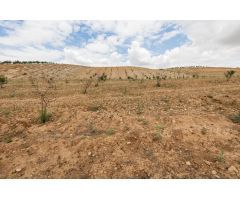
<box><xmin>123</xmin><ymin>87</ymin><xmax>128</xmax><ymax>95</ymax></box>
<box><xmin>215</xmin><ymin>150</ymin><xmax>225</xmax><ymax>163</ymax></box>
<box><xmin>230</xmin><ymin>113</ymin><xmax>240</xmax><ymax>124</ymax></box>
<box><xmin>0</xmin><ymin>108</ymin><xmax>10</xmax><ymax>117</ymax></box>
<box><xmin>9</xmin><ymin>91</ymin><xmax>16</xmax><ymax>98</ymax></box>
<box><xmin>30</xmin><ymin>75</ymin><xmax>56</xmax><ymax>124</ymax></box>
<box><xmin>87</xmin><ymin>105</ymin><xmax>100</xmax><ymax>112</ymax></box>
<box><xmin>224</xmin><ymin>70</ymin><xmax>235</xmax><ymax>81</ymax></box>
<box><xmin>39</xmin><ymin>108</ymin><xmax>52</xmax><ymax>123</ymax></box>
<box><xmin>87</xmin><ymin>122</ymin><xmax>97</xmax><ymax>135</ymax></box>
<box><xmin>106</xmin><ymin>128</ymin><xmax>115</xmax><ymax>136</ymax></box>
<box><xmin>153</xmin><ymin>124</ymin><xmax>164</xmax><ymax>141</ymax></box>
<box><xmin>156</xmin><ymin>76</ymin><xmax>161</xmax><ymax>87</ymax></box>
<box><xmin>192</xmin><ymin>74</ymin><xmax>199</xmax><ymax>78</ymax></box>
<box><xmin>82</xmin><ymin>79</ymin><xmax>93</xmax><ymax>94</ymax></box>
<box><xmin>137</xmin><ymin>117</ymin><xmax>149</xmax><ymax>126</ymax></box>
<box><xmin>136</xmin><ymin>102</ymin><xmax>143</xmax><ymax>115</ymax></box>
<box><xmin>0</xmin><ymin>75</ymin><xmax>8</xmax><ymax>88</ymax></box>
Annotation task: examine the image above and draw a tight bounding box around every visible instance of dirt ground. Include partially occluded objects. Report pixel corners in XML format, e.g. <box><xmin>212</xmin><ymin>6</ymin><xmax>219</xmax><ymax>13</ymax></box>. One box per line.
<box><xmin>0</xmin><ymin>64</ymin><xmax>240</xmax><ymax>178</ymax></box>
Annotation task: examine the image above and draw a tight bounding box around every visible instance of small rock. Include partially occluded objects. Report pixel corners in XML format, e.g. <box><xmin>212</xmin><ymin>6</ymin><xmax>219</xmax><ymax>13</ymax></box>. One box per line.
<box><xmin>88</xmin><ymin>152</ymin><xmax>92</xmax><ymax>156</ymax></box>
<box><xmin>212</xmin><ymin>170</ymin><xmax>217</xmax><ymax>175</ymax></box>
<box><xmin>228</xmin><ymin>166</ymin><xmax>238</xmax><ymax>174</ymax></box>
<box><xmin>114</xmin><ymin>167</ymin><xmax>118</xmax><ymax>170</ymax></box>
<box><xmin>15</xmin><ymin>168</ymin><xmax>22</xmax><ymax>172</ymax></box>
<box><xmin>186</xmin><ymin>161</ymin><xmax>191</xmax><ymax>166</ymax></box>
<box><xmin>126</xmin><ymin>142</ymin><xmax>131</xmax><ymax>145</ymax></box>
<box><xmin>204</xmin><ymin>160</ymin><xmax>211</xmax><ymax>166</ymax></box>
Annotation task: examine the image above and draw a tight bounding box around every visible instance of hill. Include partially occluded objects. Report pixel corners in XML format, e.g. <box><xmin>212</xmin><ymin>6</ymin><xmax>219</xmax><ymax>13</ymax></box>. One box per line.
<box><xmin>0</xmin><ymin>63</ymin><xmax>240</xmax><ymax>178</ymax></box>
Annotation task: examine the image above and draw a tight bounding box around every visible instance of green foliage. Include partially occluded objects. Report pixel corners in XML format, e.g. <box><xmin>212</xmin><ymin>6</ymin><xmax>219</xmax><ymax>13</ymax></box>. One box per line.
<box><xmin>30</xmin><ymin>75</ymin><xmax>55</xmax><ymax>124</ymax></box>
<box><xmin>153</xmin><ymin>124</ymin><xmax>164</xmax><ymax>141</ymax></box>
<box><xmin>0</xmin><ymin>75</ymin><xmax>8</xmax><ymax>88</ymax></box>
<box><xmin>230</xmin><ymin>113</ymin><xmax>240</xmax><ymax>124</ymax></box>
<box><xmin>82</xmin><ymin>79</ymin><xmax>93</xmax><ymax>94</ymax></box>
<box><xmin>136</xmin><ymin>101</ymin><xmax>143</xmax><ymax>115</ymax></box>
<box><xmin>192</xmin><ymin>74</ymin><xmax>199</xmax><ymax>78</ymax></box>
<box><xmin>0</xmin><ymin>108</ymin><xmax>10</xmax><ymax>117</ymax></box>
<box><xmin>98</xmin><ymin>73</ymin><xmax>107</xmax><ymax>81</ymax></box>
<box><xmin>156</xmin><ymin>76</ymin><xmax>161</xmax><ymax>87</ymax></box>
<box><xmin>87</xmin><ymin>105</ymin><xmax>100</xmax><ymax>112</ymax></box>
<box><xmin>39</xmin><ymin>108</ymin><xmax>51</xmax><ymax>123</ymax></box>
<box><xmin>0</xmin><ymin>60</ymin><xmax>54</xmax><ymax>64</ymax></box>
<box><xmin>215</xmin><ymin>150</ymin><xmax>225</xmax><ymax>163</ymax></box>
<box><xmin>106</xmin><ymin>128</ymin><xmax>115</xmax><ymax>136</ymax></box>
<box><xmin>224</xmin><ymin>70</ymin><xmax>236</xmax><ymax>81</ymax></box>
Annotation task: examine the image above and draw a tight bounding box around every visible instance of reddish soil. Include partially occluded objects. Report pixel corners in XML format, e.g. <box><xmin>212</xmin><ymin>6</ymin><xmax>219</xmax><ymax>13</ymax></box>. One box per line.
<box><xmin>0</xmin><ymin>64</ymin><xmax>240</xmax><ymax>178</ymax></box>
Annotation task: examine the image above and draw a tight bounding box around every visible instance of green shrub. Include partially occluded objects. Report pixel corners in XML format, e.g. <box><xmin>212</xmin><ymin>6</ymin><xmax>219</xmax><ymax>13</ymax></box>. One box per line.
<box><xmin>136</xmin><ymin>101</ymin><xmax>143</xmax><ymax>115</ymax></box>
<box><xmin>156</xmin><ymin>76</ymin><xmax>161</xmax><ymax>87</ymax></box>
<box><xmin>153</xmin><ymin>124</ymin><xmax>164</xmax><ymax>141</ymax></box>
<box><xmin>224</xmin><ymin>70</ymin><xmax>235</xmax><ymax>81</ymax></box>
<box><xmin>215</xmin><ymin>150</ymin><xmax>225</xmax><ymax>163</ymax></box>
<box><xmin>106</xmin><ymin>128</ymin><xmax>115</xmax><ymax>136</ymax></box>
<box><xmin>87</xmin><ymin>105</ymin><xmax>100</xmax><ymax>112</ymax></box>
<box><xmin>230</xmin><ymin>113</ymin><xmax>240</xmax><ymax>124</ymax></box>
<box><xmin>39</xmin><ymin>108</ymin><xmax>51</xmax><ymax>123</ymax></box>
<box><xmin>0</xmin><ymin>75</ymin><xmax>8</xmax><ymax>88</ymax></box>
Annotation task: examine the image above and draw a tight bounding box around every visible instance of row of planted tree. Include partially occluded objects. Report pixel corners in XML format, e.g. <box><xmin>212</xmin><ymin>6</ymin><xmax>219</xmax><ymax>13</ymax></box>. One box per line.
<box><xmin>0</xmin><ymin>61</ymin><xmax>54</xmax><ymax>64</ymax></box>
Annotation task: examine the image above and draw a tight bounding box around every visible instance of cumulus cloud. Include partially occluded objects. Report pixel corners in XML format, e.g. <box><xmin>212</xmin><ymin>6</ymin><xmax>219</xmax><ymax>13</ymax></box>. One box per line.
<box><xmin>0</xmin><ymin>21</ymin><xmax>80</xmax><ymax>47</ymax></box>
<box><xmin>0</xmin><ymin>46</ymin><xmax>63</xmax><ymax>61</ymax></box>
<box><xmin>128</xmin><ymin>41</ymin><xmax>152</xmax><ymax>66</ymax></box>
<box><xmin>63</xmin><ymin>46</ymin><xmax>125</xmax><ymax>66</ymax></box>
<box><xmin>0</xmin><ymin>20</ymin><xmax>240</xmax><ymax>67</ymax></box>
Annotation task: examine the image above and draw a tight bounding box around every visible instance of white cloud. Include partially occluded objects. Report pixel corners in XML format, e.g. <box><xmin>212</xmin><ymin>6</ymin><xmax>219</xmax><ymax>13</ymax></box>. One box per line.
<box><xmin>0</xmin><ymin>21</ymin><xmax>80</xmax><ymax>47</ymax></box>
<box><xmin>1</xmin><ymin>20</ymin><xmax>240</xmax><ymax>67</ymax></box>
<box><xmin>85</xmin><ymin>21</ymin><xmax>166</xmax><ymax>40</ymax></box>
<box><xmin>128</xmin><ymin>41</ymin><xmax>152</xmax><ymax>66</ymax></box>
<box><xmin>0</xmin><ymin>46</ymin><xmax>63</xmax><ymax>61</ymax></box>
<box><xmin>62</xmin><ymin>46</ymin><xmax>125</xmax><ymax>66</ymax></box>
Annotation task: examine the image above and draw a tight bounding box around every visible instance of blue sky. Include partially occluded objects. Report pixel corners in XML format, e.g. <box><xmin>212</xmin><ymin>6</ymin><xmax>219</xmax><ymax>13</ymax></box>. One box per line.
<box><xmin>0</xmin><ymin>20</ymin><xmax>240</xmax><ymax>67</ymax></box>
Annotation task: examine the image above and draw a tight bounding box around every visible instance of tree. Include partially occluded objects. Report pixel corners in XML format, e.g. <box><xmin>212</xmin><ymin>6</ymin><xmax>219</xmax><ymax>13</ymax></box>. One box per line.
<box><xmin>0</xmin><ymin>75</ymin><xmax>8</xmax><ymax>88</ymax></box>
<box><xmin>29</xmin><ymin>75</ymin><xmax>56</xmax><ymax>123</ymax></box>
<box><xmin>224</xmin><ymin>70</ymin><xmax>236</xmax><ymax>81</ymax></box>
<box><xmin>82</xmin><ymin>78</ymin><xmax>93</xmax><ymax>94</ymax></box>
<box><xmin>156</xmin><ymin>76</ymin><xmax>161</xmax><ymax>87</ymax></box>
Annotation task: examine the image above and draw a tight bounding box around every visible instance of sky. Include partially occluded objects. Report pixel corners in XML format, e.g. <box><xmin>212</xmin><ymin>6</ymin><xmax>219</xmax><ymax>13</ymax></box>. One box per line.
<box><xmin>0</xmin><ymin>20</ymin><xmax>240</xmax><ymax>68</ymax></box>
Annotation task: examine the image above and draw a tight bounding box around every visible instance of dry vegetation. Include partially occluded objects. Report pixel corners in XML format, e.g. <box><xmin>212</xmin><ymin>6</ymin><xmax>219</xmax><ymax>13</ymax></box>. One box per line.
<box><xmin>0</xmin><ymin>63</ymin><xmax>240</xmax><ymax>178</ymax></box>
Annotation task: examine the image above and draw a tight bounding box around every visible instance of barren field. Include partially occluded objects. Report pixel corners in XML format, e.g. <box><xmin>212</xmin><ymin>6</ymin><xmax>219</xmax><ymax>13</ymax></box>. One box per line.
<box><xmin>0</xmin><ymin>64</ymin><xmax>240</xmax><ymax>178</ymax></box>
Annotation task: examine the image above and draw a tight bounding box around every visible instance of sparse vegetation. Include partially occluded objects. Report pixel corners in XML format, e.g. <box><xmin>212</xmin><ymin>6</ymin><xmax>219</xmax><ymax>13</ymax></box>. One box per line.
<box><xmin>87</xmin><ymin>121</ymin><xmax>97</xmax><ymax>135</ymax></box>
<box><xmin>0</xmin><ymin>108</ymin><xmax>10</xmax><ymax>117</ymax></box>
<box><xmin>137</xmin><ymin>117</ymin><xmax>149</xmax><ymax>126</ymax></box>
<box><xmin>87</xmin><ymin>105</ymin><xmax>101</xmax><ymax>112</ymax></box>
<box><xmin>94</xmin><ymin>73</ymin><xmax>108</xmax><ymax>87</ymax></box>
<box><xmin>82</xmin><ymin>78</ymin><xmax>93</xmax><ymax>94</ymax></box>
<box><xmin>39</xmin><ymin>109</ymin><xmax>52</xmax><ymax>124</ymax></box>
<box><xmin>106</xmin><ymin>128</ymin><xmax>115</xmax><ymax>136</ymax></box>
<box><xmin>230</xmin><ymin>113</ymin><xmax>240</xmax><ymax>124</ymax></box>
<box><xmin>136</xmin><ymin>101</ymin><xmax>143</xmax><ymax>115</ymax></box>
<box><xmin>153</xmin><ymin>124</ymin><xmax>164</xmax><ymax>141</ymax></box>
<box><xmin>29</xmin><ymin>75</ymin><xmax>55</xmax><ymax>123</ymax></box>
<box><xmin>192</xmin><ymin>73</ymin><xmax>199</xmax><ymax>78</ymax></box>
<box><xmin>224</xmin><ymin>70</ymin><xmax>236</xmax><ymax>81</ymax></box>
<box><xmin>215</xmin><ymin>150</ymin><xmax>225</xmax><ymax>163</ymax></box>
<box><xmin>0</xmin><ymin>60</ymin><xmax>54</xmax><ymax>64</ymax></box>
<box><xmin>156</xmin><ymin>76</ymin><xmax>161</xmax><ymax>87</ymax></box>
<box><xmin>0</xmin><ymin>75</ymin><xmax>8</xmax><ymax>88</ymax></box>
<box><xmin>1</xmin><ymin>62</ymin><xmax>240</xmax><ymax>178</ymax></box>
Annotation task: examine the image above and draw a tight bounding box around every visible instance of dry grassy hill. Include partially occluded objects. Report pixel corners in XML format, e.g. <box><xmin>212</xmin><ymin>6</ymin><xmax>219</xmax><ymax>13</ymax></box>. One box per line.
<box><xmin>0</xmin><ymin>63</ymin><xmax>191</xmax><ymax>80</ymax></box>
<box><xmin>0</xmin><ymin>63</ymin><xmax>240</xmax><ymax>178</ymax></box>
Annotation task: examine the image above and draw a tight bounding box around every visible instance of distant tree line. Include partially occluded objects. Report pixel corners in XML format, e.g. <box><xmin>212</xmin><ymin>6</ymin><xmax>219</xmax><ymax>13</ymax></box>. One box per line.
<box><xmin>0</xmin><ymin>60</ymin><xmax>55</xmax><ymax>64</ymax></box>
